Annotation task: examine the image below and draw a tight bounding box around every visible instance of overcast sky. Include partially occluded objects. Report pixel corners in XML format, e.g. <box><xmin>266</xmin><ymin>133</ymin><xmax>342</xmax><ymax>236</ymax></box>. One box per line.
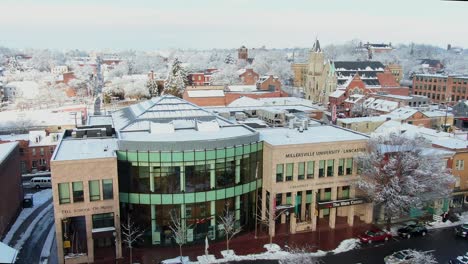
<box><xmin>0</xmin><ymin>0</ymin><xmax>466</xmax><ymax>51</ymax></box>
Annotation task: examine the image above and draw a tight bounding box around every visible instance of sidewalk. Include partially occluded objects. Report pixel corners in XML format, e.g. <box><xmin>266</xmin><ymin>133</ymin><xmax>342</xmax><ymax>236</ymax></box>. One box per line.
<box><xmin>96</xmin><ymin>218</ymin><xmax>374</xmax><ymax>264</ymax></box>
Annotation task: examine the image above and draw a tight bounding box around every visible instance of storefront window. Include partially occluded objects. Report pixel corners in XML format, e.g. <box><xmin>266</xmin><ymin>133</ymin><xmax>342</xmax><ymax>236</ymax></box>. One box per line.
<box><xmin>216</xmin><ymin>160</ymin><xmax>236</xmax><ymax>188</ymax></box>
<box><xmin>92</xmin><ymin>213</ymin><xmax>114</xmax><ymax>229</ymax></box>
<box><xmin>153</xmin><ymin>166</ymin><xmax>181</xmax><ymax>193</ymax></box>
<box><xmin>319</xmin><ymin>160</ymin><xmax>325</xmax><ymax>178</ymax></box>
<box><xmin>276</xmin><ymin>164</ymin><xmax>284</xmax><ymax>182</ymax></box>
<box><xmin>298</xmin><ymin>162</ymin><xmax>305</xmax><ymax>180</ymax></box>
<box><xmin>327</xmin><ymin>159</ymin><xmax>334</xmax><ymax>177</ymax></box>
<box><xmin>89</xmin><ymin>180</ymin><xmax>101</xmax><ymax>201</ymax></box>
<box><xmin>307</xmin><ymin>161</ymin><xmax>314</xmax><ymax>179</ymax></box>
<box><xmin>286</xmin><ymin>163</ymin><xmax>293</xmax><ymax>181</ymax></box>
<box><xmin>346</xmin><ymin>158</ymin><xmax>353</xmax><ymax>175</ymax></box>
<box><xmin>186</xmin><ymin>164</ymin><xmax>210</xmax><ymax>192</ymax></box>
<box><xmin>72</xmin><ymin>182</ymin><xmax>84</xmax><ymax>203</ymax></box>
<box><xmin>58</xmin><ymin>183</ymin><xmax>70</xmax><ymax>204</ymax></box>
<box><xmin>103</xmin><ymin>179</ymin><xmax>113</xmax><ymax>200</ymax></box>
<box><xmin>338</xmin><ymin>159</ymin><xmax>345</xmax><ymax>176</ymax></box>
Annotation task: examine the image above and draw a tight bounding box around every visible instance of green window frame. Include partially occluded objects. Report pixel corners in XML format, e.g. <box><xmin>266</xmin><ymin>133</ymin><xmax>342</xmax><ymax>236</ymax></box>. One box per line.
<box><xmin>346</xmin><ymin>158</ymin><xmax>353</xmax><ymax>175</ymax></box>
<box><xmin>276</xmin><ymin>164</ymin><xmax>284</xmax><ymax>182</ymax></box>
<box><xmin>307</xmin><ymin>161</ymin><xmax>314</xmax><ymax>179</ymax></box>
<box><xmin>327</xmin><ymin>159</ymin><xmax>334</xmax><ymax>177</ymax></box>
<box><xmin>58</xmin><ymin>183</ymin><xmax>70</xmax><ymax>204</ymax></box>
<box><xmin>102</xmin><ymin>179</ymin><xmax>113</xmax><ymax>200</ymax></box>
<box><xmin>319</xmin><ymin>160</ymin><xmax>325</xmax><ymax>178</ymax></box>
<box><xmin>89</xmin><ymin>180</ymin><xmax>101</xmax><ymax>201</ymax></box>
<box><xmin>341</xmin><ymin>186</ymin><xmax>350</xmax><ymax>199</ymax></box>
<box><xmin>298</xmin><ymin>162</ymin><xmax>305</xmax><ymax>180</ymax></box>
<box><xmin>286</xmin><ymin>163</ymin><xmax>293</xmax><ymax>181</ymax></box>
<box><xmin>72</xmin><ymin>181</ymin><xmax>83</xmax><ymax>203</ymax></box>
<box><xmin>338</xmin><ymin>158</ymin><xmax>345</xmax><ymax>176</ymax></box>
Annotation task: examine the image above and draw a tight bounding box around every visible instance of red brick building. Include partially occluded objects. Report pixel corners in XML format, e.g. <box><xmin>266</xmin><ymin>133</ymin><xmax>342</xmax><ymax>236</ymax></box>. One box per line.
<box><xmin>412</xmin><ymin>74</ymin><xmax>468</xmax><ymax>104</ymax></box>
<box><xmin>238</xmin><ymin>69</ymin><xmax>259</xmax><ymax>85</ymax></box>
<box><xmin>256</xmin><ymin>75</ymin><xmax>281</xmax><ymax>91</ymax></box>
<box><xmin>0</xmin><ymin>142</ymin><xmax>23</xmax><ymax>238</ymax></box>
<box><xmin>0</xmin><ymin>131</ymin><xmax>61</xmax><ymax>174</ymax></box>
<box><xmin>187</xmin><ymin>69</ymin><xmax>218</xmax><ymax>86</ymax></box>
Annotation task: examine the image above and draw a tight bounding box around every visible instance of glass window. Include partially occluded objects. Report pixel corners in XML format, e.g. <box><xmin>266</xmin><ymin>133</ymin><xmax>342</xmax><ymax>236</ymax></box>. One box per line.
<box><xmin>185</xmin><ymin>164</ymin><xmax>210</xmax><ymax>192</ymax></box>
<box><xmin>286</xmin><ymin>163</ymin><xmax>293</xmax><ymax>181</ymax></box>
<box><xmin>153</xmin><ymin>166</ymin><xmax>181</xmax><ymax>193</ymax></box>
<box><xmin>216</xmin><ymin>160</ymin><xmax>235</xmax><ymax>188</ymax></box>
<box><xmin>72</xmin><ymin>182</ymin><xmax>83</xmax><ymax>203</ymax></box>
<box><xmin>346</xmin><ymin>158</ymin><xmax>353</xmax><ymax>175</ymax></box>
<box><xmin>103</xmin><ymin>179</ymin><xmax>113</xmax><ymax>200</ymax></box>
<box><xmin>338</xmin><ymin>159</ymin><xmax>345</xmax><ymax>176</ymax></box>
<box><xmin>58</xmin><ymin>183</ymin><xmax>70</xmax><ymax>204</ymax></box>
<box><xmin>92</xmin><ymin>213</ymin><xmax>114</xmax><ymax>229</ymax></box>
<box><xmin>341</xmin><ymin>186</ymin><xmax>350</xmax><ymax>199</ymax></box>
<box><xmin>89</xmin><ymin>180</ymin><xmax>101</xmax><ymax>201</ymax></box>
<box><xmin>307</xmin><ymin>161</ymin><xmax>314</xmax><ymax>179</ymax></box>
<box><xmin>32</xmin><ymin>148</ymin><xmax>36</xmax><ymax>156</ymax></box>
<box><xmin>298</xmin><ymin>162</ymin><xmax>305</xmax><ymax>180</ymax></box>
<box><xmin>40</xmin><ymin>148</ymin><xmax>44</xmax><ymax>156</ymax></box>
<box><xmin>327</xmin><ymin>159</ymin><xmax>334</xmax><ymax>177</ymax></box>
<box><xmin>276</xmin><ymin>164</ymin><xmax>283</xmax><ymax>182</ymax></box>
<box><xmin>319</xmin><ymin>160</ymin><xmax>325</xmax><ymax>178</ymax></box>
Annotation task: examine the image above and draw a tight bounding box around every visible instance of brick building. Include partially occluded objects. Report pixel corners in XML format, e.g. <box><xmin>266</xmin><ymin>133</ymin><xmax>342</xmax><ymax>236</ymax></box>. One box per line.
<box><xmin>412</xmin><ymin>74</ymin><xmax>468</xmax><ymax>104</ymax></box>
<box><xmin>0</xmin><ymin>131</ymin><xmax>61</xmax><ymax>174</ymax></box>
<box><xmin>187</xmin><ymin>69</ymin><xmax>218</xmax><ymax>86</ymax></box>
<box><xmin>256</xmin><ymin>75</ymin><xmax>281</xmax><ymax>91</ymax></box>
<box><xmin>237</xmin><ymin>69</ymin><xmax>259</xmax><ymax>85</ymax></box>
<box><xmin>0</xmin><ymin>142</ymin><xmax>23</xmax><ymax>238</ymax></box>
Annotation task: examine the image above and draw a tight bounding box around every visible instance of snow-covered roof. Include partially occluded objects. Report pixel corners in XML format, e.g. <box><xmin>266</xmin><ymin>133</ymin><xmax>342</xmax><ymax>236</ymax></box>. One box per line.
<box><xmin>259</xmin><ymin>125</ymin><xmax>368</xmax><ymax>146</ymax></box>
<box><xmin>227</xmin><ymin>85</ymin><xmax>257</xmax><ymax>92</ymax></box>
<box><xmin>87</xmin><ymin>115</ymin><xmax>113</xmax><ymax>127</ymax></box>
<box><xmin>0</xmin><ymin>107</ymin><xmax>84</xmax><ymax>130</ymax></box>
<box><xmin>363</xmin><ymin>98</ymin><xmax>399</xmax><ymax>113</ymax></box>
<box><xmin>0</xmin><ymin>242</ymin><xmax>18</xmax><ymax>263</ymax></box>
<box><xmin>28</xmin><ymin>131</ymin><xmax>61</xmax><ymax>147</ymax></box>
<box><xmin>228</xmin><ymin>97</ymin><xmax>264</xmax><ymax>107</ymax></box>
<box><xmin>374</xmin><ymin>121</ymin><xmax>468</xmax><ymax>150</ymax></box>
<box><xmin>0</xmin><ymin>134</ymin><xmax>29</xmax><ymax>142</ymax></box>
<box><xmin>0</xmin><ymin>142</ymin><xmax>18</xmax><ymax>164</ymax></box>
<box><xmin>236</xmin><ymin>69</ymin><xmax>247</xmax><ymax>75</ymax></box>
<box><xmin>54</xmin><ymin>137</ymin><xmax>118</xmax><ymax>161</ymax></box>
<box><xmin>329</xmin><ymin>89</ymin><xmax>346</xmax><ymax>98</ymax></box>
<box><xmin>422</xmin><ymin>110</ymin><xmax>453</xmax><ymax>118</ymax></box>
<box><xmin>187</xmin><ymin>90</ymin><xmax>225</xmax><ymax>98</ymax></box>
<box><xmin>258</xmin><ymin>97</ymin><xmax>318</xmax><ymax>108</ymax></box>
<box><xmin>338</xmin><ymin>116</ymin><xmax>388</xmax><ymax>124</ymax></box>
<box><xmin>386</xmin><ymin>107</ymin><xmax>419</xmax><ymax>119</ymax></box>
<box><xmin>344</xmin><ymin>94</ymin><xmax>365</xmax><ymax>104</ymax></box>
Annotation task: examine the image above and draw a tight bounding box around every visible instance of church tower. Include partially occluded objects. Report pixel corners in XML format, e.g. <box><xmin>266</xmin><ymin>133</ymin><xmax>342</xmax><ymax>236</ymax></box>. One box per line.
<box><xmin>238</xmin><ymin>45</ymin><xmax>248</xmax><ymax>60</ymax></box>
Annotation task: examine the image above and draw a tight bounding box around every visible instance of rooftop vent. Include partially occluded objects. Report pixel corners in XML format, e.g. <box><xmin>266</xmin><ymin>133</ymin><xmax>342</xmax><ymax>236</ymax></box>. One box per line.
<box><xmin>196</xmin><ymin>120</ymin><xmax>220</xmax><ymax>132</ymax></box>
<box><xmin>150</xmin><ymin>122</ymin><xmax>175</xmax><ymax>134</ymax></box>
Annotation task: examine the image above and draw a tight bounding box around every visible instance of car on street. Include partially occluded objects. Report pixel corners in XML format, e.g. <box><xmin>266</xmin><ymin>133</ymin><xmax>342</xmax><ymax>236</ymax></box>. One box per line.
<box><xmin>449</xmin><ymin>254</ymin><xmax>468</xmax><ymax>264</ymax></box>
<box><xmin>397</xmin><ymin>223</ymin><xmax>428</xmax><ymax>239</ymax></box>
<box><xmin>358</xmin><ymin>228</ymin><xmax>392</xmax><ymax>244</ymax></box>
<box><xmin>455</xmin><ymin>223</ymin><xmax>468</xmax><ymax>238</ymax></box>
<box><xmin>384</xmin><ymin>249</ymin><xmax>415</xmax><ymax>264</ymax></box>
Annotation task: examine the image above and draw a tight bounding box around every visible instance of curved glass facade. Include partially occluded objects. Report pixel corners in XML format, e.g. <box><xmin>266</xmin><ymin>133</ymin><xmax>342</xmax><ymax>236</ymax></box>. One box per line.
<box><xmin>117</xmin><ymin>142</ymin><xmax>263</xmax><ymax>245</ymax></box>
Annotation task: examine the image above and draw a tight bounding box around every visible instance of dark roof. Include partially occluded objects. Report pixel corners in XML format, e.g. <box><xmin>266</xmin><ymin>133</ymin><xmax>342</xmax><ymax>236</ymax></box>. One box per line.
<box><xmin>312</xmin><ymin>39</ymin><xmax>321</xmax><ymax>52</ymax></box>
<box><xmin>364</xmin><ymin>43</ymin><xmax>391</xmax><ymax>48</ymax></box>
<box><xmin>337</xmin><ymin>79</ymin><xmax>380</xmax><ymax>86</ymax></box>
<box><xmin>419</xmin><ymin>59</ymin><xmax>442</xmax><ymax>67</ymax></box>
<box><xmin>334</xmin><ymin>61</ymin><xmax>385</xmax><ymax>71</ymax></box>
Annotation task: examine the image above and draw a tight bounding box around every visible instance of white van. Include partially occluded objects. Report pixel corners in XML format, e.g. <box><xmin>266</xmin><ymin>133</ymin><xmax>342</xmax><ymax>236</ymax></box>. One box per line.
<box><xmin>30</xmin><ymin>177</ymin><xmax>51</xmax><ymax>189</ymax></box>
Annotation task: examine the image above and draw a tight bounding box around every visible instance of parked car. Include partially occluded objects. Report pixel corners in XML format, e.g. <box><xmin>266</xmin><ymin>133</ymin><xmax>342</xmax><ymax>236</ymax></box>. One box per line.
<box><xmin>455</xmin><ymin>223</ymin><xmax>468</xmax><ymax>238</ymax></box>
<box><xmin>449</xmin><ymin>254</ymin><xmax>468</xmax><ymax>264</ymax></box>
<box><xmin>397</xmin><ymin>223</ymin><xmax>428</xmax><ymax>239</ymax></box>
<box><xmin>358</xmin><ymin>229</ymin><xmax>392</xmax><ymax>244</ymax></box>
<box><xmin>384</xmin><ymin>249</ymin><xmax>415</xmax><ymax>264</ymax></box>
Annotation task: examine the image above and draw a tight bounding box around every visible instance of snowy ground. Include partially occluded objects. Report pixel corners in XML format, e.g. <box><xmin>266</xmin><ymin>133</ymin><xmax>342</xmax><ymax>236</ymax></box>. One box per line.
<box><xmin>427</xmin><ymin>212</ymin><xmax>468</xmax><ymax>229</ymax></box>
<box><xmin>2</xmin><ymin>189</ymin><xmax>52</xmax><ymax>245</ymax></box>
<box><xmin>191</xmin><ymin>239</ymin><xmax>359</xmax><ymax>263</ymax></box>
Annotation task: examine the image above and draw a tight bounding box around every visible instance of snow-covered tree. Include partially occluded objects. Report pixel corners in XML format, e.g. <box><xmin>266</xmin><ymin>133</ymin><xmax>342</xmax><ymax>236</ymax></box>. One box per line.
<box><xmin>405</xmin><ymin>250</ymin><xmax>438</xmax><ymax>264</ymax></box>
<box><xmin>224</xmin><ymin>54</ymin><xmax>235</xmax><ymax>64</ymax></box>
<box><xmin>147</xmin><ymin>78</ymin><xmax>159</xmax><ymax>97</ymax></box>
<box><xmin>169</xmin><ymin>209</ymin><xmax>193</xmax><ymax>262</ymax></box>
<box><xmin>356</xmin><ymin>133</ymin><xmax>456</xmax><ymax>229</ymax></box>
<box><xmin>121</xmin><ymin>216</ymin><xmax>144</xmax><ymax>264</ymax></box>
<box><xmin>164</xmin><ymin>58</ymin><xmax>188</xmax><ymax>97</ymax></box>
<box><xmin>69</xmin><ymin>65</ymin><xmax>95</xmax><ymax>97</ymax></box>
<box><xmin>210</xmin><ymin>64</ymin><xmax>241</xmax><ymax>86</ymax></box>
<box><xmin>218</xmin><ymin>202</ymin><xmax>241</xmax><ymax>251</ymax></box>
<box><xmin>26</xmin><ymin>49</ymin><xmax>66</xmax><ymax>72</ymax></box>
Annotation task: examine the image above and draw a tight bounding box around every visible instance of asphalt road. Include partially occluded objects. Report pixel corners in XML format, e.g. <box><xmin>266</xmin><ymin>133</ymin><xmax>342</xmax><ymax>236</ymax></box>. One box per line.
<box><xmin>230</xmin><ymin>226</ymin><xmax>468</xmax><ymax>264</ymax></box>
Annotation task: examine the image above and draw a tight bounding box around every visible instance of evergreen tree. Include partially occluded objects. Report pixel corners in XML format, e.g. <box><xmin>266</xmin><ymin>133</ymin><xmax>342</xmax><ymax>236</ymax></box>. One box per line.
<box><xmin>224</xmin><ymin>54</ymin><xmax>235</xmax><ymax>64</ymax></box>
<box><xmin>164</xmin><ymin>58</ymin><xmax>188</xmax><ymax>97</ymax></box>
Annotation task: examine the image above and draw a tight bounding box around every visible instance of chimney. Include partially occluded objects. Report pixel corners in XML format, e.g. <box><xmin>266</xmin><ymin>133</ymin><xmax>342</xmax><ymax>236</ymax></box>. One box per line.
<box><xmin>447</xmin><ymin>44</ymin><xmax>451</xmax><ymax>51</ymax></box>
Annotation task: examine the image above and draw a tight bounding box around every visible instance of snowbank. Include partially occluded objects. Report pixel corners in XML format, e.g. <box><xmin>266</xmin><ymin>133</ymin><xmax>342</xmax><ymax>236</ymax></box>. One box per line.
<box><xmin>2</xmin><ymin>189</ymin><xmax>52</xmax><ymax>245</ymax></box>
<box><xmin>331</xmin><ymin>238</ymin><xmax>360</xmax><ymax>254</ymax></box>
<box><xmin>427</xmin><ymin>212</ymin><xmax>468</xmax><ymax>230</ymax></box>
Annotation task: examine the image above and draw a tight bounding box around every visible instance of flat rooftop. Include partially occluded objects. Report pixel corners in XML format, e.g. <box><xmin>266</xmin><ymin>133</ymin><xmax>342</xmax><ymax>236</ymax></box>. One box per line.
<box><xmin>259</xmin><ymin>125</ymin><xmax>368</xmax><ymax>146</ymax></box>
<box><xmin>53</xmin><ymin>137</ymin><xmax>117</xmax><ymax>161</ymax></box>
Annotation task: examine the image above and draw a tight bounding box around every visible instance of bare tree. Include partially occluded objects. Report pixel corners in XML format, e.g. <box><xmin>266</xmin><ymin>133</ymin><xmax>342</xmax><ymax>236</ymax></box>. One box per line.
<box><xmin>256</xmin><ymin>196</ymin><xmax>291</xmax><ymax>247</ymax></box>
<box><xmin>218</xmin><ymin>203</ymin><xmax>242</xmax><ymax>251</ymax></box>
<box><xmin>169</xmin><ymin>209</ymin><xmax>192</xmax><ymax>261</ymax></box>
<box><xmin>121</xmin><ymin>216</ymin><xmax>144</xmax><ymax>264</ymax></box>
<box><xmin>356</xmin><ymin>133</ymin><xmax>455</xmax><ymax>229</ymax></box>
